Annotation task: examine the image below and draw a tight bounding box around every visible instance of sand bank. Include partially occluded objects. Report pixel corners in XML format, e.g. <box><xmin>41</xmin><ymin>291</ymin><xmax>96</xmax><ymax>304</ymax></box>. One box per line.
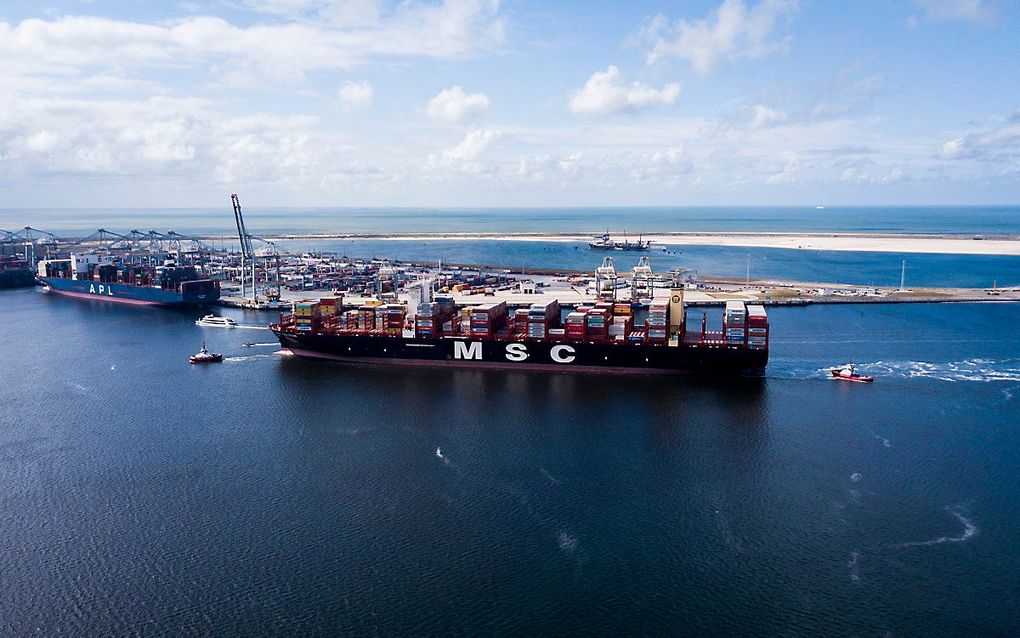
<box><xmin>271</xmin><ymin>232</ymin><xmax>1020</xmax><ymax>256</ymax></box>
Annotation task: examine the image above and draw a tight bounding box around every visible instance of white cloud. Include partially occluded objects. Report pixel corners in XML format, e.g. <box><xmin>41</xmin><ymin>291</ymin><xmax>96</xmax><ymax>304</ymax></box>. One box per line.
<box><xmin>338</xmin><ymin>80</ymin><xmax>373</xmax><ymax>110</ymax></box>
<box><xmin>426</xmin><ymin>86</ymin><xmax>491</xmax><ymax>124</ymax></box>
<box><xmin>428</xmin><ymin>128</ymin><xmax>502</xmax><ymax>171</ymax></box>
<box><xmin>749</xmin><ymin>104</ymin><xmax>787</xmax><ymax>129</ymax></box>
<box><xmin>0</xmin><ymin>95</ymin><xmax>388</xmax><ymax>187</ymax></box>
<box><xmin>938</xmin><ymin>119</ymin><xmax>1020</xmax><ymax>161</ymax></box>
<box><xmin>558</xmin><ymin>152</ymin><xmax>582</xmax><ymax>176</ymax></box>
<box><xmin>630</xmin><ymin>146</ymin><xmax>693</xmax><ymax>184</ymax></box>
<box><xmin>643</xmin><ymin>0</ymin><xmax>798</xmax><ymax>73</ymax></box>
<box><xmin>568</xmin><ymin>66</ymin><xmax>680</xmax><ymax>116</ymax></box>
<box><xmin>810</xmin><ymin>67</ymin><xmax>885</xmax><ymax>119</ymax></box>
<box><xmin>0</xmin><ymin>1</ymin><xmax>504</xmax><ymax>85</ymax></box>
<box><xmin>909</xmin><ymin>0</ymin><xmax>996</xmax><ymax>26</ymax></box>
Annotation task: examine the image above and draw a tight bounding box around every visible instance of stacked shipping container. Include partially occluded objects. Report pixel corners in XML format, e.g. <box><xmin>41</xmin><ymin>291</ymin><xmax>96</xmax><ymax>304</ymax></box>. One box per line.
<box><xmin>723</xmin><ymin>300</ymin><xmax>747</xmax><ymax>347</ymax></box>
<box><xmin>468</xmin><ymin>301</ymin><xmax>508</xmax><ymax>338</ymax></box>
<box><xmin>746</xmin><ymin>304</ymin><xmax>768</xmax><ymax>349</ymax></box>
<box><xmin>526</xmin><ymin>300</ymin><xmax>560</xmax><ymax>341</ymax></box>
<box><xmin>646</xmin><ymin>302</ymin><xmax>668</xmax><ymax>344</ymax></box>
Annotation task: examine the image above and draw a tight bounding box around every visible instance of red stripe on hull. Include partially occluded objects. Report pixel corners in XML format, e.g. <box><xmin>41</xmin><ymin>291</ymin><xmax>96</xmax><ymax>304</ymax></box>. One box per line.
<box><xmin>284</xmin><ymin>347</ymin><xmax>693</xmax><ymax>376</ymax></box>
<box><xmin>43</xmin><ymin>287</ymin><xmax>164</xmax><ymax>306</ymax></box>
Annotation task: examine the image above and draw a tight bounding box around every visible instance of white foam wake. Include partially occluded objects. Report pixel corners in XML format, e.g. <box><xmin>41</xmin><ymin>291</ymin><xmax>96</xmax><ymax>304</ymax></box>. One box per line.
<box><xmin>894</xmin><ymin>507</ymin><xmax>978</xmax><ymax>548</ymax></box>
<box><xmin>224</xmin><ymin>354</ymin><xmax>276</xmax><ymax>362</ymax></box>
<box><xmin>847</xmin><ymin>551</ymin><xmax>861</xmax><ymax>582</ymax></box>
<box><xmin>783</xmin><ymin>358</ymin><xmax>1020</xmax><ymax>383</ymax></box>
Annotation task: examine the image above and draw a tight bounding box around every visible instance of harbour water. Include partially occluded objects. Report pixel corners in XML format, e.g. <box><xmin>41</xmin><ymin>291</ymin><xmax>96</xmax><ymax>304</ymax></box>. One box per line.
<box><xmin>2</xmin><ymin>285</ymin><xmax>1019</xmax><ymax>635</ymax></box>
<box><xmin>6</xmin><ymin>206</ymin><xmax>1019</xmax><ymax>288</ymax></box>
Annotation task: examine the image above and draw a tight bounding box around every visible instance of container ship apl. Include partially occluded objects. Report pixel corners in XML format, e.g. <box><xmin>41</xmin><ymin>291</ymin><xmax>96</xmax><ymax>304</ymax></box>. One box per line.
<box><xmin>37</xmin><ymin>254</ymin><xmax>220</xmax><ymax>306</ymax></box>
<box><xmin>271</xmin><ymin>292</ymin><xmax>768</xmax><ymax>376</ymax></box>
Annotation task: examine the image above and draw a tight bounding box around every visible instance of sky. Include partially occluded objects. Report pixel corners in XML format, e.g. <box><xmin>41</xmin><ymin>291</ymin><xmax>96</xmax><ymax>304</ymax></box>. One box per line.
<box><xmin>1</xmin><ymin>0</ymin><xmax>1019</xmax><ymax>208</ymax></box>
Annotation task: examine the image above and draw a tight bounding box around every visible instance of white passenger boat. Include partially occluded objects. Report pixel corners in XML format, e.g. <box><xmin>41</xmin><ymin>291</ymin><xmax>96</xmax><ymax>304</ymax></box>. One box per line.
<box><xmin>196</xmin><ymin>314</ymin><xmax>238</xmax><ymax>328</ymax></box>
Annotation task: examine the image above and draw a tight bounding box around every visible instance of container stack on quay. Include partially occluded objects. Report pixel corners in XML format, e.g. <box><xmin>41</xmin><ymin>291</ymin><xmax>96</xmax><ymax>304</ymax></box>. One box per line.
<box><xmin>724</xmin><ymin>300</ymin><xmax>747</xmax><ymax>346</ymax></box>
<box><xmin>746</xmin><ymin>304</ymin><xmax>768</xmax><ymax>350</ymax></box>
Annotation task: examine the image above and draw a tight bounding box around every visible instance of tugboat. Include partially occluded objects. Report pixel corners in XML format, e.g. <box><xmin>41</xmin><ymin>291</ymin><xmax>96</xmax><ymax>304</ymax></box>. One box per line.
<box><xmin>830</xmin><ymin>362</ymin><xmax>874</xmax><ymax>383</ymax></box>
<box><xmin>190</xmin><ymin>342</ymin><xmax>223</xmax><ymax>364</ymax></box>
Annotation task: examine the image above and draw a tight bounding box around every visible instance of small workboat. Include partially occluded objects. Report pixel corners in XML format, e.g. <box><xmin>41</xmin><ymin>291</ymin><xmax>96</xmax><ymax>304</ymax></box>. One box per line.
<box><xmin>196</xmin><ymin>314</ymin><xmax>238</xmax><ymax>328</ymax></box>
<box><xmin>831</xmin><ymin>362</ymin><xmax>874</xmax><ymax>383</ymax></box>
<box><xmin>190</xmin><ymin>342</ymin><xmax>223</xmax><ymax>364</ymax></box>
<box><xmin>241</xmin><ymin>341</ymin><xmax>256</xmax><ymax>347</ymax></box>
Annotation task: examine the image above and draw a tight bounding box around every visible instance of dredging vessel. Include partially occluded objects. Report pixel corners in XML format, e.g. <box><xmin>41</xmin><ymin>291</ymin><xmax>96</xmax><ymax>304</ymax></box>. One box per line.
<box><xmin>37</xmin><ymin>253</ymin><xmax>220</xmax><ymax>306</ymax></box>
<box><xmin>588</xmin><ymin>232</ymin><xmax>651</xmax><ymax>251</ymax></box>
<box><xmin>271</xmin><ymin>293</ymin><xmax>768</xmax><ymax>376</ymax></box>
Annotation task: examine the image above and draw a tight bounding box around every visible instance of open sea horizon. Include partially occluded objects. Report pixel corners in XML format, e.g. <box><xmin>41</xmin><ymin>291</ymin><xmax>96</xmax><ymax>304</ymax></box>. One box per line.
<box><xmin>4</xmin><ymin>205</ymin><xmax>1020</xmax><ymax>236</ymax></box>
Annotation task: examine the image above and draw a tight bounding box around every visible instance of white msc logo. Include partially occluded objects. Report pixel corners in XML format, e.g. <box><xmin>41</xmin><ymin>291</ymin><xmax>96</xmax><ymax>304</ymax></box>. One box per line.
<box><xmin>453</xmin><ymin>341</ymin><xmax>482</xmax><ymax>360</ymax></box>
<box><xmin>452</xmin><ymin>341</ymin><xmax>575</xmax><ymax>364</ymax></box>
<box><xmin>88</xmin><ymin>283</ymin><xmax>114</xmax><ymax>296</ymax></box>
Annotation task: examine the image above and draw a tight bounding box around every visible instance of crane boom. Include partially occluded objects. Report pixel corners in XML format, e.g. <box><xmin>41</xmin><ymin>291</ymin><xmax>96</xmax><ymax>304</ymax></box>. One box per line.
<box><xmin>231</xmin><ymin>193</ymin><xmax>257</xmax><ymax>301</ymax></box>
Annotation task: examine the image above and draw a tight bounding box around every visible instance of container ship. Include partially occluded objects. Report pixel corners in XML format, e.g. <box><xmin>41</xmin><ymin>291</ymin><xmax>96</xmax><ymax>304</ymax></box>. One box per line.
<box><xmin>0</xmin><ymin>255</ymin><xmax>35</xmax><ymax>289</ymax></box>
<box><xmin>36</xmin><ymin>253</ymin><xmax>220</xmax><ymax>306</ymax></box>
<box><xmin>271</xmin><ymin>292</ymin><xmax>768</xmax><ymax>376</ymax></box>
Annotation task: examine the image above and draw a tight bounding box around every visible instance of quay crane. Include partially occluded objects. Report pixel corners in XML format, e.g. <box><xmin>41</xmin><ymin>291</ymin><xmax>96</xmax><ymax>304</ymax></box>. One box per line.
<box><xmin>595</xmin><ymin>256</ymin><xmax>618</xmax><ymax>300</ymax></box>
<box><xmin>231</xmin><ymin>193</ymin><xmax>257</xmax><ymax>303</ymax></box>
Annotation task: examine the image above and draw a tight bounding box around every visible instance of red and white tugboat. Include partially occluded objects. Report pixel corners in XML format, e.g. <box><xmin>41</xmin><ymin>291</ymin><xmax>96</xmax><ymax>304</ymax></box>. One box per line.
<box><xmin>830</xmin><ymin>362</ymin><xmax>874</xmax><ymax>383</ymax></box>
<box><xmin>190</xmin><ymin>342</ymin><xmax>223</xmax><ymax>364</ymax></box>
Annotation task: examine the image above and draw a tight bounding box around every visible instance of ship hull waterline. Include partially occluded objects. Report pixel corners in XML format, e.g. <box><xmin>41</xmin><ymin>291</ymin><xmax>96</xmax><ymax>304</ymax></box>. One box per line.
<box><xmin>39</xmin><ymin>277</ymin><xmax>219</xmax><ymax>307</ymax></box>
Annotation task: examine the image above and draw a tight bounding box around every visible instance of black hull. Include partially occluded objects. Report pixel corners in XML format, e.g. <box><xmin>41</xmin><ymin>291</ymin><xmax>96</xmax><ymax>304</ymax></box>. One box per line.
<box><xmin>274</xmin><ymin>331</ymin><xmax>767</xmax><ymax>376</ymax></box>
<box><xmin>0</xmin><ymin>269</ymin><xmax>35</xmax><ymax>289</ymax></box>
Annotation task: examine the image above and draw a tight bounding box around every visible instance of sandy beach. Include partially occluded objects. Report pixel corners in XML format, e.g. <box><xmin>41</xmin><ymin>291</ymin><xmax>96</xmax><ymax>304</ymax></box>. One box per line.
<box><xmin>269</xmin><ymin>232</ymin><xmax>1020</xmax><ymax>256</ymax></box>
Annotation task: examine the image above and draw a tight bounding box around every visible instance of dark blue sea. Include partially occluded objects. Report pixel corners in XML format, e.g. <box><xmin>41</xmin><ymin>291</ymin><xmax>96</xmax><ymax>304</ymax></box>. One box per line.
<box><xmin>3</xmin><ymin>207</ymin><xmax>1020</xmax><ymax>635</ymax></box>
<box><xmin>2</xmin><ymin>290</ymin><xmax>1020</xmax><ymax>635</ymax></box>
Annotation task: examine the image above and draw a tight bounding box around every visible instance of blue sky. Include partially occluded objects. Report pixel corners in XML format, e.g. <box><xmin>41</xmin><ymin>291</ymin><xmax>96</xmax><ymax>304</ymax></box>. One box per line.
<box><xmin>1</xmin><ymin>0</ymin><xmax>1018</xmax><ymax>207</ymax></box>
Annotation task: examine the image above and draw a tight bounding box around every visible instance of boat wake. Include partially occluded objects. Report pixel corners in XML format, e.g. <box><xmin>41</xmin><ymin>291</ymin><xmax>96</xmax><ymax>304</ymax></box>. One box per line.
<box><xmin>772</xmin><ymin>358</ymin><xmax>1020</xmax><ymax>382</ymax></box>
<box><xmin>893</xmin><ymin>506</ymin><xmax>978</xmax><ymax>549</ymax></box>
<box><xmin>224</xmin><ymin>354</ymin><xmax>277</xmax><ymax>362</ymax></box>
<box><xmin>539</xmin><ymin>467</ymin><xmax>561</xmax><ymax>485</ymax></box>
<box><xmin>847</xmin><ymin>551</ymin><xmax>861</xmax><ymax>583</ymax></box>
<box><xmin>557</xmin><ymin>530</ymin><xmax>578</xmax><ymax>553</ymax></box>
<box><xmin>859</xmin><ymin>359</ymin><xmax>1020</xmax><ymax>382</ymax></box>
<box><xmin>435</xmin><ymin>447</ymin><xmax>450</xmax><ymax>466</ymax></box>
